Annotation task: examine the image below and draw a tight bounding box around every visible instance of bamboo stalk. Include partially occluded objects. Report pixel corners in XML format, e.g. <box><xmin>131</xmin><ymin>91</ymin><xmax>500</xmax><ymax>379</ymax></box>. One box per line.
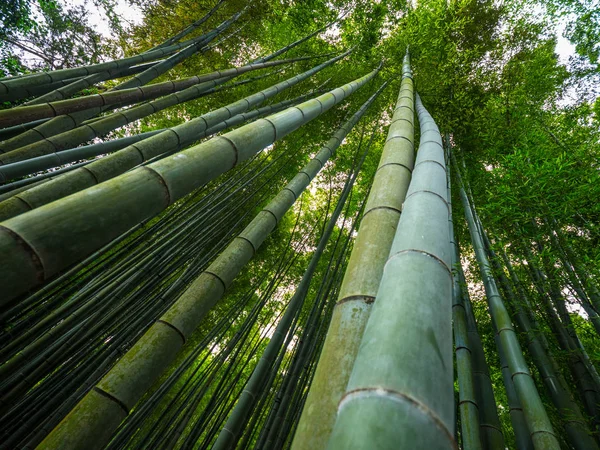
<box><xmin>35</xmin><ymin>69</ymin><xmax>381</xmax><ymax>450</ymax></box>
<box><xmin>327</xmin><ymin>93</ymin><xmax>454</xmax><ymax>449</ymax></box>
<box><xmin>447</xmin><ymin>154</ymin><xmax>482</xmax><ymax>450</ymax></box>
<box><xmin>0</xmin><ymin>52</ymin><xmax>349</xmax><ymax>222</ymax></box>
<box><xmin>454</xmin><ymin>158</ymin><xmax>561</xmax><ymax>450</ymax></box>
<box><xmin>292</xmin><ymin>50</ymin><xmax>415</xmax><ymax>450</ymax></box>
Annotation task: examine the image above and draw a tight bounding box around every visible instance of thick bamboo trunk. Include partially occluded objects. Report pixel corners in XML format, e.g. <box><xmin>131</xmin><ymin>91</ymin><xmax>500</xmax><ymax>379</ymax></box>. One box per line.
<box><xmin>36</xmin><ymin>70</ymin><xmax>381</xmax><ymax>450</ymax></box>
<box><xmin>460</xmin><ymin>266</ymin><xmax>508</xmax><ymax>450</ymax></box>
<box><xmin>0</xmin><ymin>52</ymin><xmax>349</xmax><ymax>222</ymax></box>
<box><xmin>292</xmin><ymin>51</ymin><xmax>415</xmax><ymax>450</ymax></box>
<box><xmin>0</xmin><ymin>65</ymin><xmax>379</xmax><ymax>306</ymax></box>
<box><xmin>0</xmin><ymin>56</ymin><xmax>319</xmax><ymax>128</ymax></box>
<box><xmin>447</xmin><ymin>156</ymin><xmax>482</xmax><ymax>450</ymax></box>
<box><xmin>212</xmin><ymin>84</ymin><xmax>386</xmax><ymax>450</ymax></box>
<box><xmin>327</xmin><ymin>93</ymin><xmax>454</xmax><ymax>449</ymax></box>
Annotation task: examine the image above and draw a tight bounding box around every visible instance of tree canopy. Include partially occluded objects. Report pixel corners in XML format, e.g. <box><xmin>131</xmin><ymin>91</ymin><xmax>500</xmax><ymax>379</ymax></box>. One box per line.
<box><xmin>0</xmin><ymin>0</ymin><xmax>598</xmax><ymax>448</ymax></box>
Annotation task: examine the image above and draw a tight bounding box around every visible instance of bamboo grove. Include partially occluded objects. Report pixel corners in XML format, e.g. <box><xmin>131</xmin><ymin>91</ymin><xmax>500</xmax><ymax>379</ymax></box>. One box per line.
<box><xmin>0</xmin><ymin>0</ymin><xmax>599</xmax><ymax>449</ymax></box>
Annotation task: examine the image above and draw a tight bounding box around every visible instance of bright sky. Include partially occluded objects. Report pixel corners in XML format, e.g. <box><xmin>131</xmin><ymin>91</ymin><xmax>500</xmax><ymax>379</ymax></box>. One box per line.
<box><xmin>77</xmin><ymin>0</ymin><xmax>143</xmax><ymax>37</ymax></box>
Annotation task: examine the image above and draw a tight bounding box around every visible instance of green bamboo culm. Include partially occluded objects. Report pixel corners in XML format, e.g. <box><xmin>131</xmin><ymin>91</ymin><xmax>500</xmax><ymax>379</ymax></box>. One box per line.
<box><xmin>0</xmin><ymin>65</ymin><xmax>380</xmax><ymax>307</ymax></box>
<box><xmin>482</xmin><ymin>233</ymin><xmax>599</xmax><ymax>450</ymax></box>
<box><xmin>0</xmin><ymin>9</ymin><xmax>243</xmax><ymax>154</ymax></box>
<box><xmin>0</xmin><ymin>55</ymin><xmax>322</xmax><ymax>128</ymax></box>
<box><xmin>454</xmin><ymin>243</ymin><xmax>508</xmax><ymax>450</ymax></box>
<box><xmin>0</xmin><ymin>91</ymin><xmax>319</xmax><ymax>183</ymax></box>
<box><xmin>292</xmin><ymin>50</ymin><xmax>415</xmax><ymax>450</ymax></box>
<box><xmin>36</xmin><ymin>75</ymin><xmax>382</xmax><ymax>450</ymax></box>
<box><xmin>327</xmin><ymin>93</ymin><xmax>454</xmax><ymax>449</ymax></box>
<box><xmin>453</xmin><ymin>157</ymin><xmax>561</xmax><ymax>450</ymax></box>
<box><xmin>212</xmin><ymin>83</ymin><xmax>387</xmax><ymax>450</ymax></box>
<box><xmin>447</xmin><ymin>149</ymin><xmax>482</xmax><ymax>450</ymax></box>
<box><xmin>0</xmin><ymin>51</ymin><xmax>350</xmax><ymax>222</ymax></box>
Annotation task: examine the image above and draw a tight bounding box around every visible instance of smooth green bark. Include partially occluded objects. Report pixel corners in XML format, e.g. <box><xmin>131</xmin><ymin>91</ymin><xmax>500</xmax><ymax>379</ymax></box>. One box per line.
<box><xmin>448</xmin><ymin>163</ymin><xmax>482</xmax><ymax>450</ymax></box>
<box><xmin>0</xmin><ymin>66</ymin><xmax>378</xmax><ymax>306</ymax></box>
<box><xmin>37</xmin><ymin>71</ymin><xmax>380</xmax><ymax>450</ymax></box>
<box><xmin>327</xmin><ymin>93</ymin><xmax>454</xmax><ymax>450</ymax></box>
<box><xmin>455</xmin><ymin>159</ymin><xmax>561</xmax><ymax>450</ymax></box>
<box><xmin>292</xmin><ymin>52</ymin><xmax>415</xmax><ymax>450</ymax></box>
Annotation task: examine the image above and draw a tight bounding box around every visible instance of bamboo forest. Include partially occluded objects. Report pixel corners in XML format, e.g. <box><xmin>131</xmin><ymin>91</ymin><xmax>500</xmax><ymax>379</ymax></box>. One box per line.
<box><xmin>0</xmin><ymin>0</ymin><xmax>599</xmax><ymax>448</ymax></box>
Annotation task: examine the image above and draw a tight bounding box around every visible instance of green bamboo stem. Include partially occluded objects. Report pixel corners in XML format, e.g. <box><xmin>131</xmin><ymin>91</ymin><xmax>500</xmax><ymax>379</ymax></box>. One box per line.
<box><xmin>292</xmin><ymin>51</ymin><xmax>415</xmax><ymax>450</ymax></box>
<box><xmin>447</xmin><ymin>161</ymin><xmax>482</xmax><ymax>450</ymax></box>
<box><xmin>0</xmin><ymin>52</ymin><xmax>350</xmax><ymax>222</ymax></box>
<box><xmin>35</xmin><ymin>69</ymin><xmax>380</xmax><ymax>450</ymax></box>
<box><xmin>212</xmin><ymin>84</ymin><xmax>385</xmax><ymax>450</ymax></box>
<box><xmin>0</xmin><ymin>65</ymin><xmax>378</xmax><ymax>306</ymax></box>
<box><xmin>458</xmin><ymin>256</ymin><xmax>508</xmax><ymax>450</ymax></box>
<box><xmin>455</xmin><ymin>161</ymin><xmax>560</xmax><ymax>450</ymax></box>
<box><xmin>0</xmin><ymin>56</ymin><xmax>318</xmax><ymax>128</ymax></box>
<box><xmin>0</xmin><ymin>131</ymin><xmax>162</xmax><ymax>182</ymax></box>
<box><xmin>487</xmin><ymin>239</ymin><xmax>600</xmax><ymax>449</ymax></box>
<box><xmin>0</xmin><ymin>11</ymin><xmax>241</xmax><ymax>153</ymax></box>
<box><xmin>327</xmin><ymin>93</ymin><xmax>454</xmax><ymax>449</ymax></box>
<box><xmin>0</xmin><ymin>27</ymin><xmax>220</xmax><ymax>97</ymax></box>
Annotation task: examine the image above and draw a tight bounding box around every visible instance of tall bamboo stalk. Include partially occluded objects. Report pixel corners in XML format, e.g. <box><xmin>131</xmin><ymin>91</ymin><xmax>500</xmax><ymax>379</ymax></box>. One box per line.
<box><xmin>0</xmin><ymin>56</ymin><xmax>321</xmax><ymax>128</ymax></box>
<box><xmin>292</xmin><ymin>50</ymin><xmax>415</xmax><ymax>450</ymax></box>
<box><xmin>0</xmin><ymin>52</ymin><xmax>349</xmax><ymax>222</ymax></box>
<box><xmin>36</xmin><ymin>73</ymin><xmax>381</xmax><ymax>450</ymax></box>
<box><xmin>454</xmin><ymin>159</ymin><xmax>561</xmax><ymax>450</ymax></box>
<box><xmin>327</xmin><ymin>93</ymin><xmax>454</xmax><ymax>449</ymax></box>
<box><xmin>447</xmin><ymin>153</ymin><xmax>482</xmax><ymax>450</ymax></box>
<box><xmin>458</xmin><ymin>254</ymin><xmax>509</xmax><ymax>450</ymax></box>
<box><xmin>0</xmin><ymin>65</ymin><xmax>378</xmax><ymax>306</ymax></box>
<box><xmin>212</xmin><ymin>84</ymin><xmax>385</xmax><ymax>449</ymax></box>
